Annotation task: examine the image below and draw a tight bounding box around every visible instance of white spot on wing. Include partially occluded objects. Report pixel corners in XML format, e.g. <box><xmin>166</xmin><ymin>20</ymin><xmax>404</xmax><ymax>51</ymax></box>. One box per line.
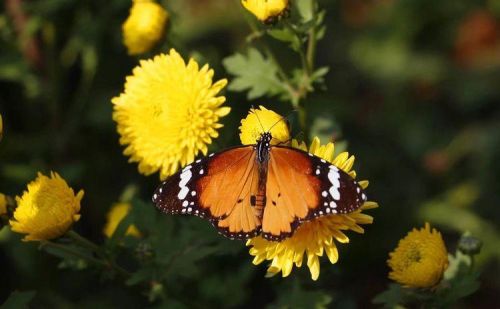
<box><xmin>328</xmin><ymin>169</ymin><xmax>341</xmax><ymax>200</ymax></box>
<box><xmin>182</xmin><ymin>200</ymin><xmax>188</xmax><ymax>207</ymax></box>
<box><xmin>178</xmin><ymin>167</ymin><xmax>193</xmax><ymax>200</ymax></box>
<box><xmin>178</xmin><ymin>187</ymin><xmax>189</xmax><ymax>200</ymax></box>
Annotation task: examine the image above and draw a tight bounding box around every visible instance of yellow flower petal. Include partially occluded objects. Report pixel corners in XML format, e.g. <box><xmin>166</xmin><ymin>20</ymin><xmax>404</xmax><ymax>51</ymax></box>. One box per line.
<box><xmin>112</xmin><ymin>49</ymin><xmax>230</xmax><ymax>179</ymax></box>
<box><xmin>388</xmin><ymin>223</ymin><xmax>449</xmax><ymax>288</ymax></box>
<box><xmin>241</xmin><ymin>0</ymin><xmax>289</xmax><ymax>22</ymax></box>
<box><xmin>0</xmin><ymin>193</ymin><xmax>7</xmax><ymax>216</ymax></box>
<box><xmin>245</xmin><ymin>109</ymin><xmax>377</xmax><ymax>280</ymax></box>
<box><xmin>10</xmin><ymin>172</ymin><xmax>83</xmax><ymax>241</ymax></box>
<box><xmin>123</xmin><ymin>0</ymin><xmax>169</xmax><ymax>55</ymax></box>
<box><xmin>103</xmin><ymin>203</ymin><xmax>141</xmax><ymax>238</ymax></box>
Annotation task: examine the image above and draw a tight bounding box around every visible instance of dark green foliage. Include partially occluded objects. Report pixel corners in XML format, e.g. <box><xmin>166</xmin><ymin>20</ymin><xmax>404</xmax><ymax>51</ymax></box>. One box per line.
<box><xmin>1</xmin><ymin>0</ymin><xmax>499</xmax><ymax>307</ymax></box>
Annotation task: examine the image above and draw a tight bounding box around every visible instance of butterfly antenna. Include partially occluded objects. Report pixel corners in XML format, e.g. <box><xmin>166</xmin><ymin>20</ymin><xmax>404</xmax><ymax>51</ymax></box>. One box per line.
<box><xmin>252</xmin><ymin>105</ymin><xmax>266</xmax><ymax>133</ymax></box>
<box><xmin>267</xmin><ymin>109</ymin><xmax>298</xmax><ymax>132</ymax></box>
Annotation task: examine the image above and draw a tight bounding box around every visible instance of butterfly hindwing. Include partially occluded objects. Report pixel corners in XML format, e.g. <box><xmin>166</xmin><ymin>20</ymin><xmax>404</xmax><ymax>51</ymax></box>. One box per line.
<box><xmin>153</xmin><ymin>146</ymin><xmax>262</xmax><ymax>240</ymax></box>
<box><xmin>260</xmin><ymin>146</ymin><xmax>367</xmax><ymax>240</ymax></box>
<box><xmin>302</xmin><ymin>151</ymin><xmax>367</xmax><ymax>219</ymax></box>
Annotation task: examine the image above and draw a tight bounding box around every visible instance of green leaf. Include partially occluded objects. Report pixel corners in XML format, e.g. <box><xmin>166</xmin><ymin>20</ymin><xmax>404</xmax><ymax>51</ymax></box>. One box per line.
<box><xmin>42</xmin><ymin>243</ymin><xmax>93</xmax><ymax>262</ymax></box>
<box><xmin>267</xmin><ymin>28</ymin><xmax>302</xmax><ymax>51</ymax></box>
<box><xmin>444</xmin><ymin>251</ymin><xmax>471</xmax><ymax>281</ymax></box>
<box><xmin>126</xmin><ymin>267</ymin><xmax>155</xmax><ymax>286</ymax></box>
<box><xmin>437</xmin><ymin>250</ymin><xmax>480</xmax><ymax>306</ymax></box>
<box><xmin>372</xmin><ymin>284</ymin><xmax>405</xmax><ymax>308</ymax></box>
<box><xmin>295</xmin><ymin>0</ymin><xmax>314</xmax><ymax>21</ymax></box>
<box><xmin>269</xmin><ymin>280</ymin><xmax>332</xmax><ymax>309</ymax></box>
<box><xmin>310</xmin><ymin>66</ymin><xmax>330</xmax><ymax>86</ymax></box>
<box><xmin>223</xmin><ymin>48</ymin><xmax>285</xmax><ymax>100</ymax></box>
<box><xmin>1</xmin><ymin>291</ymin><xmax>36</xmax><ymax>309</ymax></box>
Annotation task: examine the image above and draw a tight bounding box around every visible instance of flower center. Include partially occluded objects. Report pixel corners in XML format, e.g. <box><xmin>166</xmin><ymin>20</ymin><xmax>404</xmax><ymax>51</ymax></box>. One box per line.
<box><xmin>403</xmin><ymin>246</ymin><xmax>422</xmax><ymax>269</ymax></box>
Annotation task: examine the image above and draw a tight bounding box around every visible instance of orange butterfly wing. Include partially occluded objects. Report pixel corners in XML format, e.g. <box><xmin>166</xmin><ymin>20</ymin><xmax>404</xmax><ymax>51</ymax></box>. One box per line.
<box><xmin>153</xmin><ymin>143</ymin><xmax>367</xmax><ymax>241</ymax></box>
<box><xmin>153</xmin><ymin>147</ymin><xmax>263</xmax><ymax>240</ymax></box>
<box><xmin>261</xmin><ymin>146</ymin><xmax>366</xmax><ymax>241</ymax></box>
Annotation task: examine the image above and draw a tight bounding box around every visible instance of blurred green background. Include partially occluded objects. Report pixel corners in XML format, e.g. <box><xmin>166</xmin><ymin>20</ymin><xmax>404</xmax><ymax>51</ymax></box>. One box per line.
<box><xmin>1</xmin><ymin>0</ymin><xmax>500</xmax><ymax>307</ymax></box>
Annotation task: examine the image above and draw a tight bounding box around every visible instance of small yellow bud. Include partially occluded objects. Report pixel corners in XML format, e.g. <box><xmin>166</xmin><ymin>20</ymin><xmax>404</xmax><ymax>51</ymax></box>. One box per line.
<box><xmin>123</xmin><ymin>0</ymin><xmax>169</xmax><ymax>55</ymax></box>
<box><xmin>241</xmin><ymin>0</ymin><xmax>289</xmax><ymax>23</ymax></box>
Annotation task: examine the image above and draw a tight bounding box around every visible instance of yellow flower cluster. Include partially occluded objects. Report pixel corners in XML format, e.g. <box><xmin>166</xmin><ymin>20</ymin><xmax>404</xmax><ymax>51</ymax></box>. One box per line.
<box><xmin>10</xmin><ymin>172</ymin><xmax>83</xmax><ymax>241</ymax></box>
<box><xmin>103</xmin><ymin>203</ymin><xmax>141</xmax><ymax>238</ymax></box>
<box><xmin>243</xmin><ymin>107</ymin><xmax>378</xmax><ymax>280</ymax></box>
<box><xmin>241</xmin><ymin>0</ymin><xmax>289</xmax><ymax>22</ymax></box>
<box><xmin>388</xmin><ymin>223</ymin><xmax>449</xmax><ymax>288</ymax></box>
<box><xmin>112</xmin><ymin>49</ymin><xmax>230</xmax><ymax>179</ymax></box>
<box><xmin>123</xmin><ymin>0</ymin><xmax>169</xmax><ymax>55</ymax></box>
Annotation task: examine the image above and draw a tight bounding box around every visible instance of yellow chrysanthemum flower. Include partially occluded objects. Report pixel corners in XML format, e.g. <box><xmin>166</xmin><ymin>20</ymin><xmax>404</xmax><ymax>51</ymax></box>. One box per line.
<box><xmin>388</xmin><ymin>223</ymin><xmax>448</xmax><ymax>288</ymax></box>
<box><xmin>241</xmin><ymin>0</ymin><xmax>289</xmax><ymax>23</ymax></box>
<box><xmin>243</xmin><ymin>107</ymin><xmax>377</xmax><ymax>281</ymax></box>
<box><xmin>112</xmin><ymin>49</ymin><xmax>230</xmax><ymax>179</ymax></box>
<box><xmin>0</xmin><ymin>193</ymin><xmax>7</xmax><ymax>216</ymax></box>
<box><xmin>123</xmin><ymin>0</ymin><xmax>169</xmax><ymax>55</ymax></box>
<box><xmin>10</xmin><ymin>172</ymin><xmax>84</xmax><ymax>241</ymax></box>
<box><xmin>239</xmin><ymin>105</ymin><xmax>290</xmax><ymax>145</ymax></box>
<box><xmin>103</xmin><ymin>203</ymin><xmax>141</xmax><ymax>238</ymax></box>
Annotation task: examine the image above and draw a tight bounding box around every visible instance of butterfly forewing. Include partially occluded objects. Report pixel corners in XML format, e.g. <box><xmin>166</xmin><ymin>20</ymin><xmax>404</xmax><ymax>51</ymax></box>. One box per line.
<box><xmin>152</xmin><ymin>157</ymin><xmax>211</xmax><ymax>219</ymax></box>
<box><xmin>152</xmin><ymin>146</ymin><xmax>262</xmax><ymax>240</ymax></box>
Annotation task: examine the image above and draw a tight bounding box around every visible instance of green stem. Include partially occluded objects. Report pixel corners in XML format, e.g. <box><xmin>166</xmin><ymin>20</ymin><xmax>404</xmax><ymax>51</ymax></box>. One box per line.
<box><xmin>299</xmin><ymin>47</ymin><xmax>310</xmax><ymax>76</ymax></box>
<box><xmin>298</xmin><ymin>105</ymin><xmax>308</xmax><ymax>141</ymax></box>
<box><xmin>66</xmin><ymin>230</ymin><xmax>131</xmax><ymax>277</ymax></box>
<box><xmin>469</xmin><ymin>255</ymin><xmax>475</xmax><ymax>273</ymax></box>
<box><xmin>283</xmin><ymin>20</ymin><xmax>311</xmax><ymax>76</ymax></box>
<box><xmin>40</xmin><ymin>240</ymin><xmax>107</xmax><ymax>268</ymax></box>
<box><xmin>306</xmin><ymin>0</ymin><xmax>318</xmax><ymax>73</ymax></box>
<box><xmin>244</xmin><ymin>13</ymin><xmax>296</xmax><ymax>99</ymax></box>
<box><xmin>67</xmin><ymin>230</ymin><xmax>101</xmax><ymax>252</ymax></box>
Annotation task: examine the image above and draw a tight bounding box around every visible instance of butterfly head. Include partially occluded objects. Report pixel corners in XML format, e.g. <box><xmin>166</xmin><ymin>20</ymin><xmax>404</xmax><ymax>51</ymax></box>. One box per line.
<box><xmin>257</xmin><ymin>132</ymin><xmax>273</xmax><ymax>145</ymax></box>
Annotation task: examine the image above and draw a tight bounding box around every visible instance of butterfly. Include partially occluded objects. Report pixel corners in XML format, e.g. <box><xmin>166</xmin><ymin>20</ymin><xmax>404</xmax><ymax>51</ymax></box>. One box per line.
<box><xmin>152</xmin><ymin>131</ymin><xmax>367</xmax><ymax>241</ymax></box>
